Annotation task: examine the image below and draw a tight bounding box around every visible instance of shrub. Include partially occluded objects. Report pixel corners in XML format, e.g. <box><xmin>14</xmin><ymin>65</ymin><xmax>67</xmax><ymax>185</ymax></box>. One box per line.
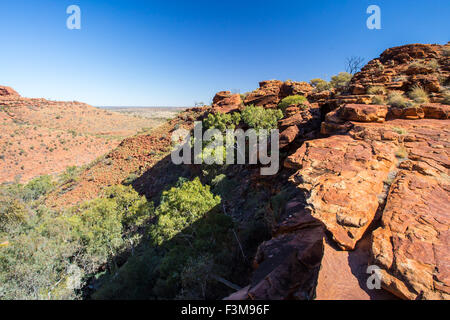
<box><xmin>408</xmin><ymin>85</ymin><xmax>429</xmax><ymax>104</ymax></box>
<box><xmin>441</xmin><ymin>90</ymin><xmax>450</xmax><ymax>105</ymax></box>
<box><xmin>203</xmin><ymin>112</ymin><xmax>241</xmax><ymax>132</ymax></box>
<box><xmin>0</xmin><ymin>211</ymin><xmax>81</xmax><ymax>300</ymax></box>
<box><xmin>310</xmin><ymin>78</ymin><xmax>331</xmax><ymax>92</ymax></box>
<box><xmin>0</xmin><ymin>198</ymin><xmax>28</xmax><ymax>233</ymax></box>
<box><xmin>68</xmin><ymin>185</ymin><xmax>153</xmax><ymax>272</ymax></box>
<box><xmin>392</xmin><ymin>127</ymin><xmax>408</xmax><ymax>135</ymax></box>
<box><xmin>330</xmin><ymin>72</ymin><xmax>352</xmax><ymax>89</ymax></box>
<box><xmin>387</xmin><ymin>91</ymin><xmax>413</xmax><ymax>108</ymax></box>
<box><xmin>371</xmin><ymin>95</ymin><xmax>386</xmax><ymax>105</ymax></box>
<box><xmin>122</xmin><ymin>173</ymin><xmax>139</xmax><ymax>186</ymax></box>
<box><xmin>278</xmin><ymin>95</ymin><xmax>308</xmax><ymax>112</ymax></box>
<box><xmin>59</xmin><ymin>166</ymin><xmax>80</xmax><ymax>185</ymax></box>
<box><xmin>94</xmin><ymin>178</ymin><xmax>233</xmax><ymax>300</ymax></box>
<box><xmin>395</xmin><ymin>146</ymin><xmax>408</xmax><ymax>159</ymax></box>
<box><xmin>150</xmin><ymin>177</ymin><xmax>221</xmax><ymax>245</ymax></box>
<box><xmin>408</xmin><ymin>61</ymin><xmax>428</xmax><ymax>70</ymax></box>
<box><xmin>22</xmin><ymin>175</ymin><xmax>55</xmax><ymax>201</ymax></box>
<box><xmin>367</xmin><ymin>86</ymin><xmax>387</xmax><ymax>95</ymax></box>
<box><xmin>428</xmin><ymin>59</ymin><xmax>439</xmax><ymax>70</ymax></box>
<box><xmin>241</xmin><ymin>105</ymin><xmax>283</xmax><ymax>130</ymax></box>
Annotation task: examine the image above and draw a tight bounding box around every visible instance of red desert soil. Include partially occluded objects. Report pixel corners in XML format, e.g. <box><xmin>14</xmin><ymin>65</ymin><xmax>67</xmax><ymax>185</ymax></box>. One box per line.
<box><xmin>0</xmin><ymin>90</ymin><xmax>173</xmax><ymax>183</ymax></box>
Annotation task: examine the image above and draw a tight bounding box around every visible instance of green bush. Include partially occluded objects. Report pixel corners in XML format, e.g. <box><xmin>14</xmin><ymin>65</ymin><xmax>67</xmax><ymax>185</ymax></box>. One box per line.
<box><xmin>68</xmin><ymin>185</ymin><xmax>153</xmax><ymax>272</ymax></box>
<box><xmin>22</xmin><ymin>175</ymin><xmax>55</xmax><ymax>201</ymax></box>
<box><xmin>59</xmin><ymin>166</ymin><xmax>80</xmax><ymax>185</ymax></box>
<box><xmin>408</xmin><ymin>85</ymin><xmax>429</xmax><ymax>104</ymax></box>
<box><xmin>203</xmin><ymin>112</ymin><xmax>241</xmax><ymax>132</ymax></box>
<box><xmin>310</xmin><ymin>78</ymin><xmax>331</xmax><ymax>92</ymax></box>
<box><xmin>330</xmin><ymin>72</ymin><xmax>352</xmax><ymax>89</ymax></box>
<box><xmin>94</xmin><ymin>178</ymin><xmax>234</xmax><ymax>300</ymax></box>
<box><xmin>0</xmin><ymin>198</ymin><xmax>28</xmax><ymax>234</ymax></box>
<box><xmin>150</xmin><ymin>177</ymin><xmax>221</xmax><ymax>245</ymax></box>
<box><xmin>241</xmin><ymin>105</ymin><xmax>283</xmax><ymax>130</ymax></box>
<box><xmin>278</xmin><ymin>95</ymin><xmax>308</xmax><ymax>112</ymax></box>
<box><xmin>0</xmin><ymin>211</ymin><xmax>82</xmax><ymax>300</ymax></box>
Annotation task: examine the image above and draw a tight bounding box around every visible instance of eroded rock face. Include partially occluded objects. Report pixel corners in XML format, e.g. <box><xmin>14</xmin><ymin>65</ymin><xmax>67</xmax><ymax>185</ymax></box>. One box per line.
<box><xmin>421</xmin><ymin>103</ymin><xmax>450</xmax><ymax>119</ymax></box>
<box><xmin>243</xmin><ymin>80</ymin><xmax>313</xmax><ymax>108</ymax></box>
<box><xmin>211</xmin><ymin>91</ymin><xmax>242</xmax><ymax>113</ymax></box>
<box><xmin>0</xmin><ymin>86</ymin><xmax>20</xmax><ymax>97</ymax></box>
<box><xmin>278</xmin><ymin>105</ymin><xmax>321</xmax><ymax>148</ymax></box>
<box><xmin>244</xmin><ymin>80</ymin><xmax>283</xmax><ymax>108</ymax></box>
<box><xmin>369</xmin><ymin>120</ymin><xmax>450</xmax><ymax>300</ymax></box>
<box><xmin>222</xmin><ymin>43</ymin><xmax>450</xmax><ymax>301</ymax></box>
<box><xmin>288</xmin><ymin>135</ymin><xmax>397</xmax><ymax>250</ymax></box>
<box><xmin>349</xmin><ymin>43</ymin><xmax>449</xmax><ymax>102</ymax></box>
<box><xmin>339</xmin><ymin>104</ymin><xmax>388</xmax><ymax>123</ymax></box>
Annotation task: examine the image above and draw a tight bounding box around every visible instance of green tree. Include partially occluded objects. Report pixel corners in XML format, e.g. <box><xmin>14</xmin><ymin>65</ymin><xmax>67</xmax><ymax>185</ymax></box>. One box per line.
<box><xmin>150</xmin><ymin>177</ymin><xmax>221</xmax><ymax>245</ymax></box>
<box><xmin>310</xmin><ymin>78</ymin><xmax>331</xmax><ymax>92</ymax></box>
<box><xmin>241</xmin><ymin>105</ymin><xmax>283</xmax><ymax>131</ymax></box>
<box><xmin>330</xmin><ymin>72</ymin><xmax>352</xmax><ymax>89</ymax></box>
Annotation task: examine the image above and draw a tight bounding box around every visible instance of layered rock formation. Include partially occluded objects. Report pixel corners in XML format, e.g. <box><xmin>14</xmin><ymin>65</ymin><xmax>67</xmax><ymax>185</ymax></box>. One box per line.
<box><xmin>211</xmin><ymin>91</ymin><xmax>242</xmax><ymax>113</ymax></box>
<box><xmin>244</xmin><ymin>80</ymin><xmax>313</xmax><ymax>109</ymax></box>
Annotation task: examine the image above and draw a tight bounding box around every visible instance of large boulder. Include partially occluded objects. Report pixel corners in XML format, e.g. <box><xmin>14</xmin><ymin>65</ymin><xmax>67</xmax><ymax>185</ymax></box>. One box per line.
<box><xmin>339</xmin><ymin>104</ymin><xmax>388</xmax><ymax>123</ymax></box>
<box><xmin>211</xmin><ymin>91</ymin><xmax>242</xmax><ymax>113</ymax></box>
<box><xmin>244</xmin><ymin>80</ymin><xmax>284</xmax><ymax>108</ymax></box>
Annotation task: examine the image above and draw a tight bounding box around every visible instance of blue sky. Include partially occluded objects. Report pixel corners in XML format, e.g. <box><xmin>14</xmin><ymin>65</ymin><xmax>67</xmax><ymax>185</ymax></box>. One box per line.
<box><xmin>0</xmin><ymin>0</ymin><xmax>449</xmax><ymax>106</ymax></box>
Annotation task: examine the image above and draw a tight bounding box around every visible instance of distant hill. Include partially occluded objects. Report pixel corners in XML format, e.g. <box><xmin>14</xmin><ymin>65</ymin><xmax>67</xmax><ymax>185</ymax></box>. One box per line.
<box><xmin>0</xmin><ymin>89</ymin><xmax>176</xmax><ymax>183</ymax></box>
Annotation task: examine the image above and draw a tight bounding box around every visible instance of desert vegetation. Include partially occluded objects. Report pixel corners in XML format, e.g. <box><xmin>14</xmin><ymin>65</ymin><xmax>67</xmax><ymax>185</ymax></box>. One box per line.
<box><xmin>310</xmin><ymin>78</ymin><xmax>331</xmax><ymax>92</ymax></box>
<box><xmin>387</xmin><ymin>91</ymin><xmax>414</xmax><ymax>108</ymax></box>
<box><xmin>408</xmin><ymin>85</ymin><xmax>429</xmax><ymax>104</ymax></box>
<box><xmin>278</xmin><ymin>95</ymin><xmax>308</xmax><ymax>113</ymax></box>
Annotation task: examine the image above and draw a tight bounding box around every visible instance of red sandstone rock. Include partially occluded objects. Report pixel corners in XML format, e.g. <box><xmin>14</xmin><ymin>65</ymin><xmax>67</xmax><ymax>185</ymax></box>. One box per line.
<box><xmin>279</xmin><ymin>125</ymin><xmax>300</xmax><ymax>148</ymax></box>
<box><xmin>0</xmin><ymin>86</ymin><xmax>20</xmax><ymax>97</ymax></box>
<box><xmin>288</xmin><ymin>135</ymin><xmax>397</xmax><ymax>250</ymax></box>
<box><xmin>244</xmin><ymin>80</ymin><xmax>283</xmax><ymax>108</ymax></box>
<box><xmin>421</xmin><ymin>103</ymin><xmax>450</xmax><ymax>119</ymax></box>
<box><xmin>211</xmin><ymin>91</ymin><xmax>242</xmax><ymax>113</ymax></box>
<box><xmin>368</xmin><ymin>119</ymin><xmax>450</xmax><ymax>300</ymax></box>
<box><xmin>315</xmin><ymin>237</ymin><xmax>396</xmax><ymax>300</ymax></box>
<box><xmin>243</xmin><ymin>80</ymin><xmax>313</xmax><ymax>108</ymax></box>
<box><xmin>340</xmin><ymin>104</ymin><xmax>388</xmax><ymax>123</ymax></box>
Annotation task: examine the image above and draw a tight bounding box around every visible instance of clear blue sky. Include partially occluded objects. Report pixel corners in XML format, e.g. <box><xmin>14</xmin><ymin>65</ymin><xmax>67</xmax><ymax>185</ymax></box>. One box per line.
<box><xmin>0</xmin><ymin>0</ymin><xmax>449</xmax><ymax>106</ymax></box>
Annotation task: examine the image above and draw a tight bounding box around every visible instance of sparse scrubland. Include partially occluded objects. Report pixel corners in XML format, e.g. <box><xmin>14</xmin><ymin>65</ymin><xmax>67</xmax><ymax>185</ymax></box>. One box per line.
<box><xmin>1</xmin><ymin>42</ymin><xmax>450</xmax><ymax>301</ymax></box>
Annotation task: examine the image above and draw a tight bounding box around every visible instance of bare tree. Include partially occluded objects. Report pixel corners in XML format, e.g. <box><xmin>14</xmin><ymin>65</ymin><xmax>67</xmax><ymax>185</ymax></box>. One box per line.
<box><xmin>345</xmin><ymin>56</ymin><xmax>365</xmax><ymax>75</ymax></box>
